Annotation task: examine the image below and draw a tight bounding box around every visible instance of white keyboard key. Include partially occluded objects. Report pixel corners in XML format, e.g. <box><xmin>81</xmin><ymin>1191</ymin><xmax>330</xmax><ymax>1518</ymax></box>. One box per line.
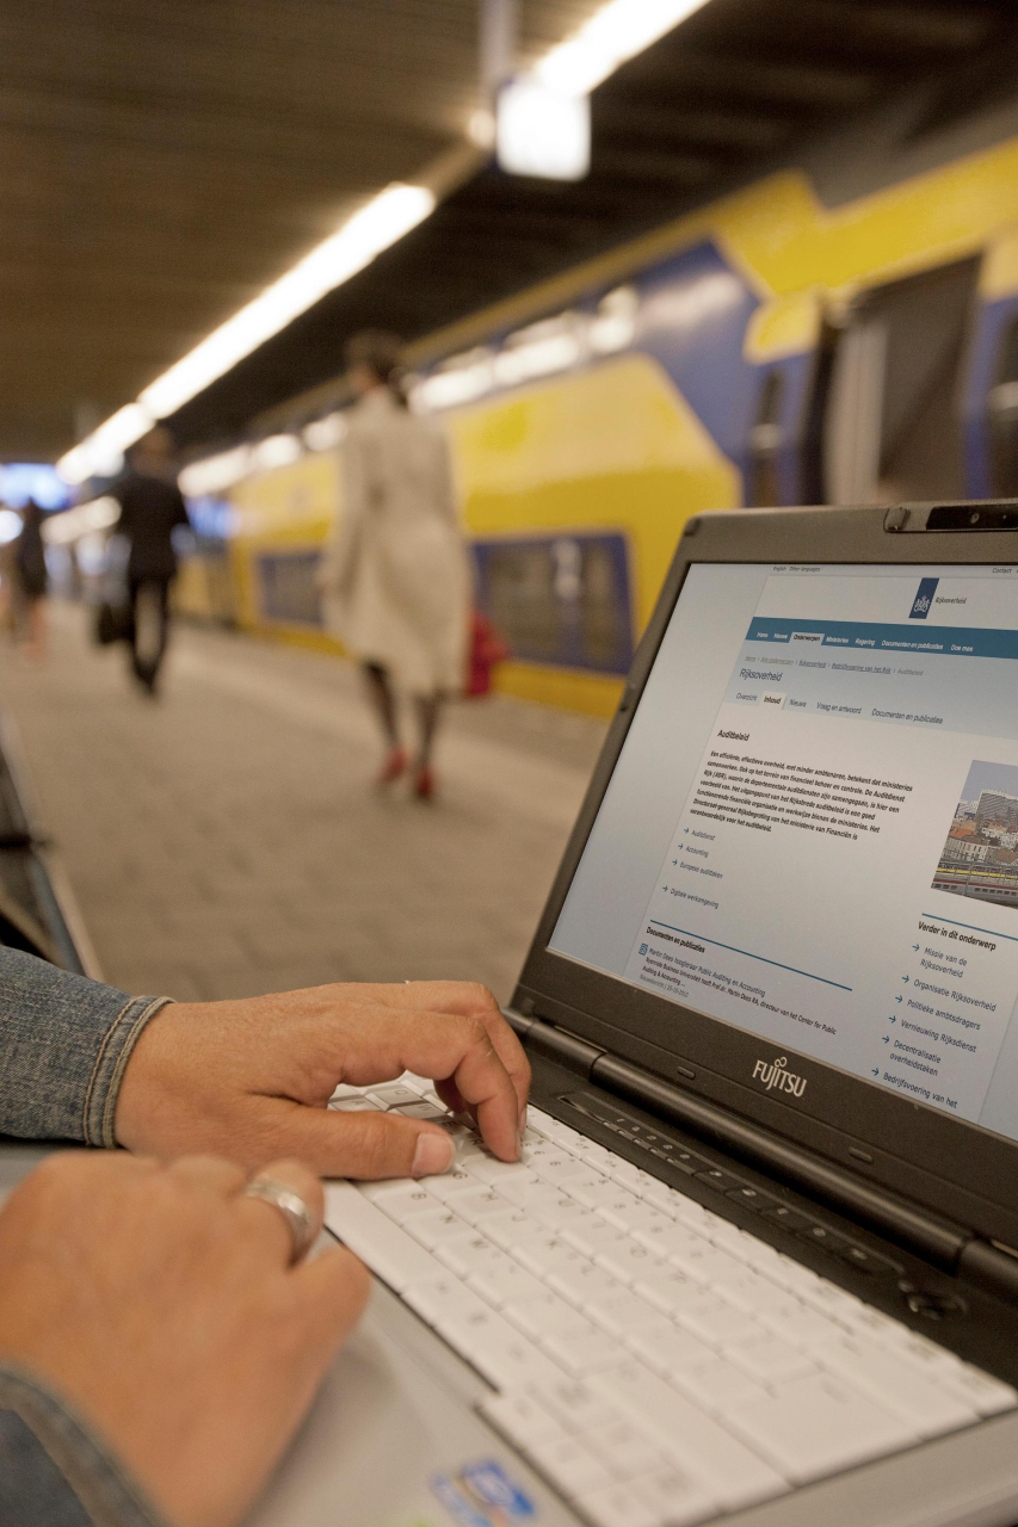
<box><xmin>599</xmin><ymin>1198</ymin><xmax>669</xmax><ymax>1235</ymax></box>
<box><xmin>585</xmin><ymin>1417</ymin><xmax>665</xmax><ymax>1479</ymax></box>
<box><xmin>529</xmin><ymin>1195</ymin><xmax>594</xmax><ymax>1229</ymax></box>
<box><xmin>328</xmin><ymin>1083</ymin><xmax>366</xmax><ymax>1101</ymax></box>
<box><xmin>442</xmin><ymin>1189</ymin><xmax>507</xmax><ymax>1225</ymax></box>
<box><xmin>759</xmin><ymin>1303</ymin><xmax>852</xmax><ymax>1350</ymax></box>
<box><xmin>393</xmin><ymin>1100</ymin><xmax>448</xmax><ymax>1121</ymax></box>
<box><xmin>633</xmin><ymin>1268</ymin><xmax>699</xmax><ymax>1317</ymax></box>
<box><xmin>639</xmin><ymin>1463</ymin><xmax>720</xmax><ymax>1527</ymax></box>
<box><xmin>545</xmin><ymin>1261</ymin><xmax>630</xmax><ymax>1311</ymax></box>
<box><xmin>625</xmin><ymin>1324</ymin><xmax>718</xmax><ymax>1379</ymax></box>
<box><xmin>359</xmin><ymin>1176</ymin><xmax>417</xmax><ymax>1202</ymax></box>
<box><xmin>373</xmin><ymin>1186</ymin><xmax>439</xmax><ymax>1223</ymax></box>
<box><xmin>535</xmin><ymin>1378</ymin><xmax>620</xmax><ymax>1434</ymax></box>
<box><xmin>468</xmin><ymin>1259</ymin><xmax>547</xmax><ymax>1308</ymax></box>
<box><xmin>934</xmin><ymin>1364</ymin><xmax>1018</xmax><ymax>1417</ymax></box>
<box><xmin>436</xmin><ymin>1232</ymin><xmax>508</xmax><ymax>1276</ymax></box>
<box><xmin>728</xmin><ymin>1334</ymin><xmax>817</xmax><ymax>1383</ymax></box>
<box><xmin>464</xmin><ymin>1155</ymin><xmax>538</xmax><ymax>1185</ymax></box>
<box><xmin>715</xmin><ymin>1269</ymin><xmax>800</xmax><ymax>1315</ymax></box>
<box><xmin>591</xmin><ymin>1363</ymin><xmax>788</xmax><ymax>1511</ymax></box>
<box><xmin>328</xmin><ymin>1095</ymin><xmax>380</xmax><ymax>1112</ymax></box>
<box><xmin>587</xmin><ymin>1300</ymin><xmax>674</xmax><ymax>1342</ymax></box>
<box><xmin>573</xmin><ymin>1141</ymin><xmax>619</xmax><ymax>1173</ymax></box>
<box><xmin>558</xmin><ymin>1174</ymin><xmax>616</xmax><ymax>1210</ymax></box>
<box><xmin>404</xmin><ymin>1277</ymin><xmax>490</xmax><ymax>1326</ymax></box>
<box><xmin>563</xmin><ymin>1218</ymin><xmax>664</xmax><ymax>1283</ymax></box>
<box><xmin>477</xmin><ymin>1209</ymin><xmax>550</xmax><ymax>1251</ymax></box>
<box><xmin>675</xmin><ymin>1293</ymin><xmax>764</xmax><ymax>1348</ymax></box>
<box><xmin>440</xmin><ymin>1307</ymin><xmax>563</xmax><ymax>1390</ymax></box>
<box><xmin>513</xmin><ymin>1234</ymin><xmax>589</xmax><ymax>1281</ymax></box>
<box><xmin>498</xmin><ymin>1178</ymin><xmax>578</xmax><ymax>1212</ymax></box>
<box><xmin>421</xmin><ymin>1169</ymin><xmax>478</xmax><ymax>1203</ymax></box>
<box><xmin>608</xmin><ymin>1159</ymin><xmax>649</xmax><ymax>1190</ymax></box>
<box><xmin>366</xmin><ymin>1083</ymin><xmax>423</xmax><ymax>1108</ymax></box>
<box><xmin>725</xmin><ymin>1372</ymin><xmax>917</xmax><ymax>1483</ymax></box>
<box><xmin>480</xmin><ymin>1390</ymin><xmax>567</xmax><ymax>1449</ymax></box>
<box><xmin>813</xmin><ymin>1332</ymin><xmax>978</xmax><ymax>1437</ymax></box>
<box><xmin>577</xmin><ymin>1479</ymin><xmax>677</xmax><ymax>1527</ymax></box>
<box><xmin>672</xmin><ymin>1357</ymin><xmax>771</xmax><ymax>1413</ymax></box>
<box><xmin>544</xmin><ymin>1328</ymin><xmax>631</xmax><ymax>1375</ymax></box>
<box><xmin>526</xmin><ymin>1435</ymin><xmax>615</xmax><ymax>1497</ymax></box>
<box><xmin>507</xmin><ymin>1296</ymin><xmax>595</xmax><ymax>1342</ymax></box>
<box><xmin>324</xmin><ymin>1183</ymin><xmax>442</xmax><ymax>1291</ymax></box>
<box><xmin>404</xmin><ymin>1209</ymin><xmax>471</xmax><ymax>1250</ymax></box>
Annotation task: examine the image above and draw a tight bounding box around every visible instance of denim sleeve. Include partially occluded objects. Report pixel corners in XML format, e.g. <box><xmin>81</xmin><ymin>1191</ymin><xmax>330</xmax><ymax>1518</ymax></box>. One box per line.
<box><xmin>0</xmin><ymin>948</ymin><xmax>172</xmax><ymax>1147</ymax></box>
<box><xmin>0</xmin><ymin>1365</ymin><xmax>166</xmax><ymax>1527</ymax></box>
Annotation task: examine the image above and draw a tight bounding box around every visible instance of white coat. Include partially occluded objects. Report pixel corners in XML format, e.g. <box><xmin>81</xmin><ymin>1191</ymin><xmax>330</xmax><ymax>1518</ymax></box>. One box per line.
<box><xmin>320</xmin><ymin>388</ymin><xmax>471</xmax><ymax>695</ymax></box>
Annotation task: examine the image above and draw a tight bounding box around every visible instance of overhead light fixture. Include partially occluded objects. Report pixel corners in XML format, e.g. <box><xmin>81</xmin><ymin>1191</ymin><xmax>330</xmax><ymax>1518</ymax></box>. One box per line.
<box><xmin>178</xmin><ymin>445</ymin><xmax>253</xmax><ymax>498</ymax></box>
<box><xmin>303</xmin><ymin>413</ymin><xmax>348</xmax><ymax>452</ymax></box>
<box><xmin>250</xmin><ymin>433</ymin><xmax>303</xmax><ymax>471</ymax></box>
<box><xmin>139</xmin><ymin>184</ymin><xmax>434</xmax><ymax>422</ymax></box>
<box><xmin>41</xmin><ymin>496</ymin><xmax>121</xmax><ymax>545</ymax></box>
<box><xmin>537</xmin><ymin>0</ymin><xmax>711</xmax><ymax>97</ymax></box>
<box><xmin>57</xmin><ymin>403</ymin><xmax>154</xmax><ymax>485</ymax></box>
<box><xmin>496</xmin><ymin>77</ymin><xmax>591</xmax><ymax>181</ymax></box>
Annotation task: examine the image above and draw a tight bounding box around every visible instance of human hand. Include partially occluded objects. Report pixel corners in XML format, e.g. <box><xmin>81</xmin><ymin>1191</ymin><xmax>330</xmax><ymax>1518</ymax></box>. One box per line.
<box><xmin>115</xmin><ymin>979</ymin><xmax>530</xmax><ymax>1179</ymax></box>
<box><xmin>0</xmin><ymin>1151</ymin><xmax>369</xmax><ymax>1527</ymax></box>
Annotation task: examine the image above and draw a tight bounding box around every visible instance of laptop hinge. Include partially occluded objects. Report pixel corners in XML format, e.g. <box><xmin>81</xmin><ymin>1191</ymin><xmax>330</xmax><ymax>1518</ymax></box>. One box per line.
<box><xmin>516</xmin><ymin>1014</ymin><xmax>605</xmax><ymax>1078</ymax></box>
<box><xmin>589</xmin><ymin>1050</ymin><xmax>969</xmax><ymax>1271</ymax></box>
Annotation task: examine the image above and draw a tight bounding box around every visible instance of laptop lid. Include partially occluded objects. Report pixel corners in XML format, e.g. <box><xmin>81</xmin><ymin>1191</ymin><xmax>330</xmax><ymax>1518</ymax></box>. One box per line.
<box><xmin>513</xmin><ymin>502</ymin><xmax>1018</xmax><ymax>1252</ymax></box>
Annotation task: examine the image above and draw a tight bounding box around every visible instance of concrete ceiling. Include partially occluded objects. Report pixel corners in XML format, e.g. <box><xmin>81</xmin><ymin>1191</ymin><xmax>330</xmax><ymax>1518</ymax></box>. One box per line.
<box><xmin>3</xmin><ymin>0</ymin><xmax>1017</xmax><ymax>461</ymax></box>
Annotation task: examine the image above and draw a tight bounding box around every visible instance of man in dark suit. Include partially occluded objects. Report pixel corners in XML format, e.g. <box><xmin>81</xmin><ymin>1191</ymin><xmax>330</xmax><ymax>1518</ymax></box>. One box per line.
<box><xmin>113</xmin><ymin>426</ymin><xmax>190</xmax><ymax>694</ymax></box>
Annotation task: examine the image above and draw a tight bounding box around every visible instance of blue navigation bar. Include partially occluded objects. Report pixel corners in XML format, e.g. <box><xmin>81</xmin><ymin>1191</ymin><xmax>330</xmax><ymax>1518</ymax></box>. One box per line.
<box><xmin>746</xmin><ymin>617</ymin><xmax>1018</xmax><ymax>660</ymax></box>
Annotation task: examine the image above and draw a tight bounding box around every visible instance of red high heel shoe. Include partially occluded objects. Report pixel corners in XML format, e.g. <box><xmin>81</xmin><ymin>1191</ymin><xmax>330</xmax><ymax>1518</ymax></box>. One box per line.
<box><xmin>376</xmin><ymin>746</ymin><xmax>407</xmax><ymax>785</ymax></box>
<box><xmin>413</xmin><ymin>767</ymin><xmax>436</xmax><ymax>800</ymax></box>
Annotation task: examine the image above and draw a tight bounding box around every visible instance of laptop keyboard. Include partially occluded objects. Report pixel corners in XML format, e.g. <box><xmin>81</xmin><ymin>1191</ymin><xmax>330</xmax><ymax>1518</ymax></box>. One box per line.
<box><xmin>324</xmin><ymin>1076</ymin><xmax>1018</xmax><ymax>1527</ymax></box>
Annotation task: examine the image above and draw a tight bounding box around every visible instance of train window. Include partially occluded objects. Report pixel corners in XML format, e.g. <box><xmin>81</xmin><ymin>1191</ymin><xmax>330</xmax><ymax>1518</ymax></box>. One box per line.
<box><xmin>988</xmin><ymin>314</ymin><xmax>1018</xmax><ymax>496</ymax></box>
<box><xmin>257</xmin><ymin>550</ymin><xmax>323</xmax><ymax>626</ymax></box>
<box><xmin>824</xmin><ymin>257</ymin><xmax>980</xmax><ymax>504</ymax></box>
<box><xmin>473</xmin><ymin>532</ymin><xmax>633</xmax><ymax>676</ymax></box>
<box><xmin>747</xmin><ymin>370</ymin><xmax>784</xmax><ymax>507</ymax></box>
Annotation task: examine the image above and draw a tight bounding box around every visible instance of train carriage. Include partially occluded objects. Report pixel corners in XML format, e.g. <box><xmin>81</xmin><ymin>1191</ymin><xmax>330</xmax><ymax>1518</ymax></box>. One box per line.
<box><xmin>180</xmin><ymin>125</ymin><xmax>1018</xmax><ymax>716</ymax></box>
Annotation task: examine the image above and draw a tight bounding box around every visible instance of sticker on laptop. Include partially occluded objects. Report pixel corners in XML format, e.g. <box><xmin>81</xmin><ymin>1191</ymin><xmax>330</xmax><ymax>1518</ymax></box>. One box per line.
<box><xmin>430</xmin><ymin>1458</ymin><xmax>536</xmax><ymax>1526</ymax></box>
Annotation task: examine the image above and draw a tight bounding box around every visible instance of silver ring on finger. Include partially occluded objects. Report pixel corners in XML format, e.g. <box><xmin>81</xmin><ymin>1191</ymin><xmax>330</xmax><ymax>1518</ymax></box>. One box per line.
<box><xmin>243</xmin><ymin>1178</ymin><xmax>318</xmax><ymax>1265</ymax></box>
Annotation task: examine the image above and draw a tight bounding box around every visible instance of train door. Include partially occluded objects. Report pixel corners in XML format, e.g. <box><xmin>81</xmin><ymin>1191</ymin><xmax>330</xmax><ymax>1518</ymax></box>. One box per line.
<box><xmin>823</xmin><ymin>257</ymin><xmax>981</xmax><ymax>505</ymax></box>
<box><xmin>743</xmin><ymin>313</ymin><xmax>838</xmax><ymax>507</ymax></box>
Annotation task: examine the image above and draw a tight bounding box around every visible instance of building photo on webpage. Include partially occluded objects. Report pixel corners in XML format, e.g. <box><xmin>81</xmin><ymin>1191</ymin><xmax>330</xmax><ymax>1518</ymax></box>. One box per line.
<box><xmin>933</xmin><ymin>761</ymin><xmax>1018</xmax><ymax>912</ymax></box>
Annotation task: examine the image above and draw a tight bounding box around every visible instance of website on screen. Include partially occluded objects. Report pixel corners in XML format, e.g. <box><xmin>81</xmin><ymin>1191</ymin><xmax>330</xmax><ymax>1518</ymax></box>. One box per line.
<box><xmin>551</xmin><ymin>564</ymin><xmax>1018</xmax><ymax>1138</ymax></box>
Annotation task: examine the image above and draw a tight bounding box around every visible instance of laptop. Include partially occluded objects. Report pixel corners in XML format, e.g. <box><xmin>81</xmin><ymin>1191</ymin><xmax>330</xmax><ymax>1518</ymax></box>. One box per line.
<box><xmin>296</xmin><ymin>501</ymin><xmax>1018</xmax><ymax>1527</ymax></box>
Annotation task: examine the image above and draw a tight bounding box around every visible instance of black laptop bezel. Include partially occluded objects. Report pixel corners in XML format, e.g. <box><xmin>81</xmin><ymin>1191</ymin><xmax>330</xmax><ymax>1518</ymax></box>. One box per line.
<box><xmin>513</xmin><ymin>502</ymin><xmax>1018</xmax><ymax>1251</ymax></box>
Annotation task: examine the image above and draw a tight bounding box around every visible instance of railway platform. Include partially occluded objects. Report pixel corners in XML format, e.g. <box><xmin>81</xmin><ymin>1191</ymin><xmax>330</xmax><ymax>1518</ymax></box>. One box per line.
<box><xmin>0</xmin><ymin>604</ymin><xmax>605</xmax><ymax>1005</ymax></box>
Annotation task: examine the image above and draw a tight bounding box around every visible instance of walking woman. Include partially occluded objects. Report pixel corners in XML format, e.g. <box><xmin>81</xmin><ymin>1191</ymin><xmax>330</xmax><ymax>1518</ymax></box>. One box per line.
<box><xmin>11</xmin><ymin>499</ymin><xmax>48</xmax><ymax>660</ymax></box>
<box><xmin>319</xmin><ymin>331</ymin><xmax>471</xmax><ymax>799</ymax></box>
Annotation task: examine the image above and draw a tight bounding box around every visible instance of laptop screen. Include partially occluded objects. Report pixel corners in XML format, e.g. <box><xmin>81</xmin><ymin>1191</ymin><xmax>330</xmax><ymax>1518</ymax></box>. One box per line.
<box><xmin>550</xmin><ymin>562</ymin><xmax>1018</xmax><ymax>1146</ymax></box>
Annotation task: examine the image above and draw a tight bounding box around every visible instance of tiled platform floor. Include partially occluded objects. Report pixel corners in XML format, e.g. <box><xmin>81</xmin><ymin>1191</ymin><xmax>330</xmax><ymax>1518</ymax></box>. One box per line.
<box><xmin>0</xmin><ymin>603</ymin><xmax>606</xmax><ymax>1005</ymax></box>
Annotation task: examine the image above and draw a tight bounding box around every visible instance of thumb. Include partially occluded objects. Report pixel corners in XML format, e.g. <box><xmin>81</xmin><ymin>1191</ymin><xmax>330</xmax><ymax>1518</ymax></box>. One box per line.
<box><xmin>270</xmin><ymin>1104</ymin><xmax>457</xmax><ymax>1181</ymax></box>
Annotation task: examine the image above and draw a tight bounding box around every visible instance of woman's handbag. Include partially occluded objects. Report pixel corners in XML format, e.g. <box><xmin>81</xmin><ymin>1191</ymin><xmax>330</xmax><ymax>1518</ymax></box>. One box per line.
<box><xmin>464</xmin><ymin>610</ymin><xmax>509</xmax><ymax>698</ymax></box>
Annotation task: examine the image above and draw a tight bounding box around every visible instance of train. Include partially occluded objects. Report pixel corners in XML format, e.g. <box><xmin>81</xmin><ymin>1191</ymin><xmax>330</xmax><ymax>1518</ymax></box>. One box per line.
<box><xmin>176</xmin><ymin>105</ymin><xmax>1018</xmax><ymax>717</ymax></box>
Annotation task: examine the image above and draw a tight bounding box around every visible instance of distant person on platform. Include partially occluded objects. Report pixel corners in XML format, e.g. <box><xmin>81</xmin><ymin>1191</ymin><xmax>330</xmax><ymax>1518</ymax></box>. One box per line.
<box><xmin>318</xmin><ymin>331</ymin><xmax>471</xmax><ymax>800</ymax></box>
<box><xmin>112</xmin><ymin>426</ymin><xmax>190</xmax><ymax>696</ymax></box>
<box><xmin>11</xmin><ymin>499</ymin><xmax>48</xmax><ymax>661</ymax></box>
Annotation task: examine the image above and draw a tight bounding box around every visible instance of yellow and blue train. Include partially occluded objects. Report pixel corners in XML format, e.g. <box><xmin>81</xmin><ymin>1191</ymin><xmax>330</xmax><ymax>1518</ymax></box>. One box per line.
<box><xmin>177</xmin><ymin>126</ymin><xmax>1018</xmax><ymax>717</ymax></box>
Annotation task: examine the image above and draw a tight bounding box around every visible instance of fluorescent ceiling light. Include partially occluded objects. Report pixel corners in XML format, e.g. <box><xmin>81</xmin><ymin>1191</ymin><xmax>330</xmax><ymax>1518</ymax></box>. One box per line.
<box><xmin>140</xmin><ymin>184</ymin><xmax>434</xmax><ymax>421</ymax></box>
<box><xmin>537</xmin><ymin>0</ymin><xmax>710</xmax><ymax>97</ymax></box>
<box><xmin>58</xmin><ymin>403</ymin><xmax>153</xmax><ymax>485</ymax></box>
<box><xmin>178</xmin><ymin>445</ymin><xmax>252</xmax><ymax>497</ymax></box>
<box><xmin>497</xmin><ymin>78</ymin><xmax>590</xmax><ymax>181</ymax></box>
<box><xmin>42</xmin><ymin>496</ymin><xmax>121</xmax><ymax>545</ymax></box>
<box><xmin>251</xmin><ymin>433</ymin><xmax>303</xmax><ymax>471</ymax></box>
<box><xmin>303</xmin><ymin>413</ymin><xmax>348</xmax><ymax>451</ymax></box>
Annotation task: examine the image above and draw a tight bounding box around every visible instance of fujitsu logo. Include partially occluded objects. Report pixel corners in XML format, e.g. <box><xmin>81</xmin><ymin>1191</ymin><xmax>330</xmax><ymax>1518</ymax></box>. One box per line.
<box><xmin>752</xmin><ymin>1055</ymin><xmax>807</xmax><ymax>1098</ymax></box>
